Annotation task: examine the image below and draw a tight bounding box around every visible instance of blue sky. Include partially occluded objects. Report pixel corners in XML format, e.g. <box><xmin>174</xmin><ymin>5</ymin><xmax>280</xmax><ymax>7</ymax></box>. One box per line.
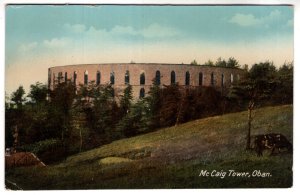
<box><xmin>5</xmin><ymin>5</ymin><xmax>293</xmax><ymax>95</ymax></box>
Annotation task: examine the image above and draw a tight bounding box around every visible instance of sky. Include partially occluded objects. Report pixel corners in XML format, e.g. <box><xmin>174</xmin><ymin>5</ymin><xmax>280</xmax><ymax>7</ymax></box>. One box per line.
<box><xmin>5</xmin><ymin>5</ymin><xmax>294</xmax><ymax>95</ymax></box>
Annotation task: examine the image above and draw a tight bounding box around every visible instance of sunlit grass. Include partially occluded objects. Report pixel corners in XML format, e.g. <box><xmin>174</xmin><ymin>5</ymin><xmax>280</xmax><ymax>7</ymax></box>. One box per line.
<box><xmin>5</xmin><ymin>105</ymin><xmax>293</xmax><ymax>189</ymax></box>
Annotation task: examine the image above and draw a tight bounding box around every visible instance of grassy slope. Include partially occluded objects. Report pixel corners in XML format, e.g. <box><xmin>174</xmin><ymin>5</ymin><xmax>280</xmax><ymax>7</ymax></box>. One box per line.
<box><xmin>5</xmin><ymin>105</ymin><xmax>293</xmax><ymax>189</ymax></box>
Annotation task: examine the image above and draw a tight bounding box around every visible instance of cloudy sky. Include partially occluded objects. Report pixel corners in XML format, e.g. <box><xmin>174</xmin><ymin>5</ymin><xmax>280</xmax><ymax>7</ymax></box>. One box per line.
<box><xmin>5</xmin><ymin>5</ymin><xmax>293</xmax><ymax>95</ymax></box>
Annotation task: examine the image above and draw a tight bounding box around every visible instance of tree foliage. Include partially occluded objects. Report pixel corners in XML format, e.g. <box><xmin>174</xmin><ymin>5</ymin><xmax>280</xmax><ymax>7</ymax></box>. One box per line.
<box><xmin>5</xmin><ymin>59</ymin><xmax>293</xmax><ymax>163</ymax></box>
<box><xmin>190</xmin><ymin>59</ymin><xmax>198</xmax><ymax>65</ymax></box>
<box><xmin>204</xmin><ymin>59</ymin><xmax>214</xmax><ymax>66</ymax></box>
<box><xmin>27</xmin><ymin>82</ymin><xmax>48</xmax><ymax>104</ymax></box>
<box><xmin>11</xmin><ymin>86</ymin><xmax>26</xmax><ymax>108</ymax></box>
<box><xmin>228</xmin><ymin>61</ymin><xmax>285</xmax><ymax>149</ymax></box>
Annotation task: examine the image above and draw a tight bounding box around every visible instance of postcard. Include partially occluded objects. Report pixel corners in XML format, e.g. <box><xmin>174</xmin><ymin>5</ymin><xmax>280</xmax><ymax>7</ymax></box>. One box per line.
<box><xmin>4</xmin><ymin>3</ymin><xmax>293</xmax><ymax>189</ymax></box>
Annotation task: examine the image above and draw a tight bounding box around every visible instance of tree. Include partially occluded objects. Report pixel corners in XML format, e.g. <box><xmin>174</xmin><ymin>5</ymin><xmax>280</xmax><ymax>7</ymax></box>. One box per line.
<box><xmin>204</xmin><ymin>59</ymin><xmax>214</xmax><ymax>66</ymax></box>
<box><xmin>159</xmin><ymin>84</ymin><xmax>181</xmax><ymax>127</ymax></box>
<box><xmin>11</xmin><ymin>86</ymin><xmax>26</xmax><ymax>108</ymax></box>
<box><xmin>48</xmin><ymin>81</ymin><xmax>77</xmax><ymax>142</ymax></box>
<box><xmin>272</xmin><ymin>62</ymin><xmax>293</xmax><ymax>104</ymax></box>
<box><xmin>191</xmin><ymin>59</ymin><xmax>198</xmax><ymax>65</ymax></box>
<box><xmin>145</xmin><ymin>80</ymin><xmax>162</xmax><ymax>130</ymax></box>
<box><xmin>91</xmin><ymin>84</ymin><xmax>119</xmax><ymax>139</ymax></box>
<box><xmin>227</xmin><ymin>57</ymin><xmax>240</xmax><ymax>68</ymax></box>
<box><xmin>119</xmin><ymin>84</ymin><xmax>133</xmax><ymax>118</ymax></box>
<box><xmin>116</xmin><ymin>99</ymin><xmax>150</xmax><ymax>137</ymax></box>
<box><xmin>27</xmin><ymin>82</ymin><xmax>48</xmax><ymax>104</ymax></box>
<box><xmin>215</xmin><ymin>57</ymin><xmax>227</xmax><ymax>67</ymax></box>
<box><xmin>228</xmin><ymin>61</ymin><xmax>277</xmax><ymax>149</ymax></box>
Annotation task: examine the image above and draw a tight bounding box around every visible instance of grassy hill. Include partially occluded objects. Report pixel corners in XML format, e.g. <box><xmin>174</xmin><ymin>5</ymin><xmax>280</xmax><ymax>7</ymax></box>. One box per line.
<box><xmin>5</xmin><ymin>105</ymin><xmax>293</xmax><ymax>189</ymax></box>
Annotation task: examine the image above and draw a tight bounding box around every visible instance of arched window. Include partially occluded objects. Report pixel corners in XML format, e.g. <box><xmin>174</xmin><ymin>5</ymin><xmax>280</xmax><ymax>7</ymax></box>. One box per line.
<box><xmin>171</xmin><ymin>71</ymin><xmax>176</xmax><ymax>84</ymax></box>
<box><xmin>211</xmin><ymin>72</ymin><xmax>214</xmax><ymax>86</ymax></box>
<box><xmin>199</xmin><ymin>72</ymin><xmax>203</xmax><ymax>86</ymax></box>
<box><xmin>96</xmin><ymin>71</ymin><xmax>101</xmax><ymax>85</ymax></box>
<box><xmin>48</xmin><ymin>70</ymin><xmax>51</xmax><ymax>87</ymax></box>
<box><xmin>110</xmin><ymin>72</ymin><xmax>115</xmax><ymax>85</ymax></box>
<box><xmin>53</xmin><ymin>73</ymin><xmax>56</xmax><ymax>85</ymax></box>
<box><xmin>230</xmin><ymin>73</ymin><xmax>234</xmax><ymax>83</ymax></box>
<box><xmin>140</xmin><ymin>72</ymin><xmax>145</xmax><ymax>85</ymax></box>
<box><xmin>58</xmin><ymin>72</ymin><xmax>63</xmax><ymax>83</ymax></box>
<box><xmin>73</xmin><ymin>71</ymin><xmax>77</xmax><ymax>84</ymax></box>
<box><xmin>65</xmin><ymin>72</ymin><xmax>68</xmax><ymax>82</ymax></box>
<box><xmin>221</xmin><ymin>74</ymin><xmax>225</xmax><ymax>87</ymax></box>
<box><xmin>140</xmin><ymin>88</ymin><xmax>145</xmax><ymax>99</ymax></box>
<box><xmin>185</xmin><ymin>71</ymin><xmax>190</xmax><ymax>86</ymax></box>
<box><xmin>155</xmin><ymin>70</ymin><xmax>161</xmax><ymax>85</ymax></box>
<box><xmin>237</xmin><ymin>74</ymin><xmax>240</xmax><ymax>81</ymax></box>
<box><xmin>125</xmin><ymin>70</ymin><xmax>130</xmax><ymax>84</ymax></box>
<box><xmin>84</xmin><ymin>70</ymin><xmax>88</xmax><ymax>85</ymax></box>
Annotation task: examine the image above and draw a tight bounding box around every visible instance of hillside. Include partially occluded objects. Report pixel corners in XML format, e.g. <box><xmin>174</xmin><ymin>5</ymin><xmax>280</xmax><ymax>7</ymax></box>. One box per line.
<box><xmin>5</xmin><ymin>105</ymin><xmax>293</xmax><ymax>189</ymax></box>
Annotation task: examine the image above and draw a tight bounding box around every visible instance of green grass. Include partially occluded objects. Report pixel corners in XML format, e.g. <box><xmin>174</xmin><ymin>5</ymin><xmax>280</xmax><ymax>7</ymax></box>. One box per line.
<box><xmin>5</xmin><ymin>105</ymin><xmax>293</xmax><ymax>189</ymax></box>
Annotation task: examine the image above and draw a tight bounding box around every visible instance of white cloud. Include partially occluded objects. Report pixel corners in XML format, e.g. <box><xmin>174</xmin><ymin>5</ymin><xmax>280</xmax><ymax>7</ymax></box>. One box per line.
<box><xmin>229</xmin><ymin>13</ymin><xmax>261</xmax><ymax>26</ymax></box>
<box><xmin>141</xmin><ymin>23</ymin><xmax>180</xmax><ymax>38</ymax></box>
<box><xmin>111</xmin><ymin>25</ymin><xmax>138</xmax><ymax>36</ymax></box>
<box><xmin>67</xmin><ymin>23</ymin><xmax>180</xmax><ymax>39</ymax></box>
<box><xmin>229</xmin><ymin>9</ymin><xmax>282</xmax><ymax>27</ymax></box>
<box><xmin>19</xmin><ymin>42</ymin><xmax>38</xmax><ymax>52</ymax></box>
<box><xmin>64</xmin><ymin>23</ymin><xmax>86</xmax><ymax>33</ymax></box>
<box><xmin>268</xmin><ymin>10</ymin><xmax>281</xmax><ymax>20</ymax></box>
<box><xmin>43</xmin><ymin>37</ymin><xmax>71</xmax><ymax>48</ymax></box>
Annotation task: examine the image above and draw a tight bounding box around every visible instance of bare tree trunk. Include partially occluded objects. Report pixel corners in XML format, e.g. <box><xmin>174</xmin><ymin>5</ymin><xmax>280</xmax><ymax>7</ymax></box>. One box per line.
<box><xmin>175</xmin><ymin>89</ymin><xmax>186</xmax><ymax>126</ymax></box>
<box><xmin>12</xmin><ymin>125</ymin><xmax>18</xmax><ymax>154</ymax></box>
<box><xmin>246</xmin><ymin>100</ymin><xmax>255</xmax><ymax>150</ymax></box>
<box><xmin>79</xmin><ymin>129</ymin><xmax>82</xmax><ymax>152</ymax></box>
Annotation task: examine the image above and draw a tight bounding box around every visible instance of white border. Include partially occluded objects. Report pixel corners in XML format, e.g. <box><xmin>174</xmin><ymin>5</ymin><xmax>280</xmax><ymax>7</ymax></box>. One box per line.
<box><xmin>0</xmin><ymin>0</ymin><xmax>299</xmax><ymax>194</ymax></box>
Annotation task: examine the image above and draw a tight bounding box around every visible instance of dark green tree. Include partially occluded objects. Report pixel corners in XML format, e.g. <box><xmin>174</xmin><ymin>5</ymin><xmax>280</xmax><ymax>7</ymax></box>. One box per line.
<box><xmin>119</xmin><ymin>84</ymin><xmax>133</xmax><ymax>118</ymax></box>
<box><xmin>92</xmin><ymin>84</ymin><xmax>119</xmax><ymax>140</ymax></box>
<box><xmin>11</xmin><ymin>86</ymin><xmax>26</xmax><ymax>108</ymax></box>
<box><xmin>116</xmin><ymin>100</ymin><xmax>150</xmax><ymax>137</ymax></box>
<box><xmin>204</xmin><ymin>59</ymin><xmax>214</xmax><ymax>66</ymax></box>
<box><xmin>48</xmin><ymin>81</ymin><xmax>76</xmax><ymax>142</ymax></box>
<box><xmin>190</xmin><ymin>59</ymin><xmax>198</xmax><ymax>65</ymax></box>
<box><xmin>159</xmin><ymin>84</ymin><xmax>181</xmax><ymax>127</ymax></box>
<box><xmin>228</xmin><ymin>61</ymin><xmax>277</xmax><ymax>149</ymax></box>
<box><xmin>215</xmin><ymin>57</ymin><xmax>227</xmax><ymax>67</ymax></box>
<box><xmin>145</xmin><ymin>80</ymin><xmax>162</xmax><ymax>130</ymax></box>
<box><xmin>227</xmin><ymin>57</ymin><xmax>240</xmax><ymax>68</ymax></box>
<box><xmin>272</xmin><ymin>62</ymin><xmax>293</xmax><ymax>104</ymax></box>
<box><xmin>27</xmin><ymin>82</ymin><xmax>48</xmax><ymax>104</ymax></box>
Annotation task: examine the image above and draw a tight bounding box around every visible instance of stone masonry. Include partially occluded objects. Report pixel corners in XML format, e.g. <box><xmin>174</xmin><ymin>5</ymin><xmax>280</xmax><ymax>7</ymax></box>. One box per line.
<box><xmin>48</xmin><ymin>63</ymin><xmax>245</xmax><ymax>100</ymax></box>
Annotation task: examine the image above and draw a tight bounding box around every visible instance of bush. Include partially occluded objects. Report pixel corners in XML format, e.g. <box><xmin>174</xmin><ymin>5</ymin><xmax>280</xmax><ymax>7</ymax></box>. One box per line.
<box><xmin>19</xmin><ymin>139</ymin><xmax>65</xmax><ymax>164</ymax></box>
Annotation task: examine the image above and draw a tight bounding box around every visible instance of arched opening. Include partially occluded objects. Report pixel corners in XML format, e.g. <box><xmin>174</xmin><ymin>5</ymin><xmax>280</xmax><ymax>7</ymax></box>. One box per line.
<box><xmin>64</xmin><ymin>72</ymin><xmax>68</xmax><ymax>82</ymax></box>
<box><xmin>125</xmin><ymin>70</ymin><xmax>130</xmax><ymax>84</ymax></box>
<box><xmin>48</xmin><ymin>69</ymin><xmax>51</xmax><ymax>87</ymax></box>
<box><xmin>58</xmin><ymin>72</ymin><xmax>63</xmax><ymax>83</ymax></box>
<box><xmin>199</xmin><ymin>72</ymin><xmax>203</xmax><ymax>86</ymax></box>
<box><xmin>155</xmin><ymin>70</ymin><xmax>161</xmax><ymax>85</ymax></box>
<box><xmin>73</xmin><ymin>71</ymin><xmax>77</xmax><ymax>84</ymax></box>
<box><xmin>221</xmin><ymin>74</ymin><xmax>225</xmax><ymax>87</ymax></box>
<box><xmin>140</xmin><ymin>88</ymin><xmax>145</xmax><ymax>99</ymax></box>
<box><xmin>53</xmin><ymin>73</ymin><xmax>56</xmax><ymax>85</ymax></box>
<box><xmin>230</xmin><ymin>73</ymin><xmax>234</xmax><ymax>83</ymax></box>
<box><xmin>140</xmin><ymin>72</ymin><xmax>145</xmax><ymax>85</ymax></box>
<box><xmin>211</xmin><ymin>72</ymin><xmax>214</xmax><ymax>86</ymax></box>
<box><xmin>110</xmin><ymin>72</ymin><xmax>115</xmax><ymax>85</ymax></box>
<box><xmin>171</xmin><ymin>71</ymin><xmax>176</xmax><ymax>85</ymax></box>
<box><xmin>96</xmin><ymin>71</ymin><xmax>101</xmax><ymax>85</ymax></box>
<box><xmin>84</xmin><ymin>70</ymin><xmax>88</xmax><ymax>85</ymax></box>
<box><xmin>237</xmin><ymin>74</ymin><xmax>240</xmax><ymax>81</ymax></box>
<box><xmin>185</xmin><ymin>71</ymin><xmax>190</xmax><ymax>86</ymax></box>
